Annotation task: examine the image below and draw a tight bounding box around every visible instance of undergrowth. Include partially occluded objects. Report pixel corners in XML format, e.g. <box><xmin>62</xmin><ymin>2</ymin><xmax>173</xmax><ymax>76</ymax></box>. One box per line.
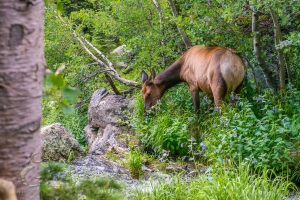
<box><xmin>131</xmin><ymin>84</ymin><xmax>300</xmax><ymax>179</ymax></box>
<box><xmin>40</xmin><ymin>162</ymin><xmax>122</xmax><ymax>200</ymax></box>
<box><xmin>131</xmin><ymin>162</ymin><xmax>297</xmax><ymax>200</ymax></box>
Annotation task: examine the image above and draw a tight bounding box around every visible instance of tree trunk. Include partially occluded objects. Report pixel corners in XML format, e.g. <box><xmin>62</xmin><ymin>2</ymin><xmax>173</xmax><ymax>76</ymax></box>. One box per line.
<box><xmin>0</xmin><ymin>1</ymin><xmax>45</xmax><ymax>200</ymax></box>
<box><xmin>269</xmin><ymin>8</ymin><xmax>286</xmax><ymax>90</ymax></box>
<box><xmin>168</xmin><ymin>0</ymin><xmax>192</xmax><ymax>49</ymax></box>
<box><xmin>252</xmin><ymin>10</ymin><xmax>277</xmax><ymax>89</ymax></box>
<box><xmin>284</xmin><ymin>53</ymin><xmax>292</xmax><ymax>85</ymax></box>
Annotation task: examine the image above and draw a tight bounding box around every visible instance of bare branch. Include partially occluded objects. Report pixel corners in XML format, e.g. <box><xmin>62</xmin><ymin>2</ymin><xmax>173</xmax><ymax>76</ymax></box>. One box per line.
<box><xmin>81</xmin><ymin>36</ymin><xmax>114</xmax><ymax>68</ymax></box>
<box><xmin>104</xmin><ymin>72</ymin><xmax>121</xmax><ymax>95</ymax></box>
<box><xmin>55</xmin><ymin>10</ymin><xmax>138</xmax><ymax>87</ymax></box>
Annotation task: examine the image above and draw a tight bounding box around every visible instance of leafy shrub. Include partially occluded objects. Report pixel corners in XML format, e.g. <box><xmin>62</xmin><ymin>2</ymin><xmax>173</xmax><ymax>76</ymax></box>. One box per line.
<box><xmin>132</xmin><ymin>84</ymin><xmax>195</xmax><ymax>156</ymax></box>
<box><xmin>199</xmin><ymin>87</ymin><xmax>300</xmax><ymax>177</ymax></box>
<box><xmin>132</xmin><ymin>85</ymin><xmax>300</xmax><ymax>178</ymax></box>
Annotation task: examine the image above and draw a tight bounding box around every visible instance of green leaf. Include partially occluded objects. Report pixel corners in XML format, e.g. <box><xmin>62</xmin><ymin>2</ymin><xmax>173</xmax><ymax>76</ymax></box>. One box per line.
<box><xmin>57</xmin><ymin>2</ymin><xmax>64</xmax><ymax>12</ymax></box>
<box><xmin>60</xmin><ymin>101</ymin><xmax>74</xmax><ymax>115</ymax></box>
<box><xmin>62</xmin><ymin>86</ymin><xmax>80</xmax><ymax>104</ymax></box>
<box><xmin>49</xmin><ymin>73</ymin><xmax>65</xmax><ymax>88</ymax></box>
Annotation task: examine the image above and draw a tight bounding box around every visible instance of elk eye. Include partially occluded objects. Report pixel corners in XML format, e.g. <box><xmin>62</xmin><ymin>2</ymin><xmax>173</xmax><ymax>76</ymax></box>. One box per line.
<box><xmin>147</xmin><ymin>93</ymin><xmax>151</xmax><ymax>97</ymax></box>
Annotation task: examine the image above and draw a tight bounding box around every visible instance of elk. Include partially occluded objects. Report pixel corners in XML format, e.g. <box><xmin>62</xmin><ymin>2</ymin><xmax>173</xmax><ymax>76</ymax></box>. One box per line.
<box><xmin>141</xmin><ymin>46</ymin><xmax>245</xmax><ymax>115</ymax></box>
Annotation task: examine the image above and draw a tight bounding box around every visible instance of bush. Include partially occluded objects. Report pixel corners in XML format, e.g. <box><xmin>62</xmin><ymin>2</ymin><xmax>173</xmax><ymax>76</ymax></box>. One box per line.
<box><xmin>131</xmin><ymin>84</ymin><xmax>194</xmax><ymax>156</ymax></box>
<box><xmin>201</xmin><ymin>88</ymin><xmax>300</xmax><ymax>176</ymax></box>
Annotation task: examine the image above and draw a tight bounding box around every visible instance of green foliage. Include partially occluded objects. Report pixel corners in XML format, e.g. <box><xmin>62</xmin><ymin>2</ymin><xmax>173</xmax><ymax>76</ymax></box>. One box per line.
<box><xmin>132</xmin><ymin>86</ymin><xmax>300</xmax><ymax>178</ymax></box>
<box><xmin>44</xmin><ymin>72</ymin><xmax>80</xmax><ymax>114</ymax></box>
<box><xmin>43</xmin><ymin>1</ymin><xmax>300</xmax><ymax>196</ymax></box>
<box><xmin>132</xmin><ymin>85</ymin><xmax>194</xmax><ymax>156</ymax></box>
<box><xmin>42</xmin><ymin>102</ymin><xmax>87</xmax><ymax>146</ymax></box>
<box><xmin>126</xmin><ymin>150</ymin><xmax>143</xmax><ymax>176</ymax></box>
<box><xmin>131</xmin><ymin>162</ymin><xmax>296</xmax><ymax>200</ymax></box>
<box><xmin>40</xmin><ymin>162</ymin><xmax>122</xmax><ymax>200</ymax></box>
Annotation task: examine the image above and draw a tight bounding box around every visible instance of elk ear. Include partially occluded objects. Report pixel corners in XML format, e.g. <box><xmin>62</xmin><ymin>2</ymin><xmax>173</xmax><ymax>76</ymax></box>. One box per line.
<box><xmin>150</xmin><ymin>68</ymin><xmax>156</xmax><ymax>81</ymax></box>
<box><xmin>141</xmin><ymin>70</ymin><xmax>149</xmax><ymax>83</ymax></box>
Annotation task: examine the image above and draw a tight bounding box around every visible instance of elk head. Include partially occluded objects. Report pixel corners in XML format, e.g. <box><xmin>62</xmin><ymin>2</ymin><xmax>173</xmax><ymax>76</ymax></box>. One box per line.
<box><xmin>141</xmin><ymin>68</ymin><xmax>163</xmax><ymax>115</ymax></box>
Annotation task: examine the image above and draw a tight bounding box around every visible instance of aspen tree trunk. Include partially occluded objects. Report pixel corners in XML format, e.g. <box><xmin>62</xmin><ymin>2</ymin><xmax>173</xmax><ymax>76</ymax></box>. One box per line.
<box><xmin>168</xmin><ymin>0</ymin><xmax>192</xmax><ymax>49</ymax></box>
<box><xmin>252</xmin><ymin>11</ymin><xmax>277</xmax><ymax>89</ymax></box>
<box><xmin>0</xmin><ymin>1</ymin><xmax>45</xmax><ymax>200</ymax></box>
<box><xmin>269</xmin><ymin>8</ymin><xmax>286</xmax><ymax>90</ymax></box>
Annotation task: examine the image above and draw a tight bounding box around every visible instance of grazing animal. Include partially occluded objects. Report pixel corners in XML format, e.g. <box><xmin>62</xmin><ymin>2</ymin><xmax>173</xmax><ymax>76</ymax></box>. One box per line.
<box><xmin>141</xmin><ymin>45</ymin><xmax>245</xmax><ymax>115</ymax></box>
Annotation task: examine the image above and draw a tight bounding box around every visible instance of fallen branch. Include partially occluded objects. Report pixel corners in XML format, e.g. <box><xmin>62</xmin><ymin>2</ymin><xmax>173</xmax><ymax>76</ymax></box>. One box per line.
<box><xmin>104</xmin><ymin>72</ymin><xmax>121</xmax><ymax>95</ymax></box>
<box><xmin>55</xmin><ymin>10</ymin><xmax>138</xmax><ymax>87</ymax></box>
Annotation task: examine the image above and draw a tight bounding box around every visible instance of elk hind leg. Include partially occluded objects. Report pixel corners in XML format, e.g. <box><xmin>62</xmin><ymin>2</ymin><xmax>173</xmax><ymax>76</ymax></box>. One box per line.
<box><xmin>212</xmin><ymin>77</ymin><xmax>227</xmax><ymax>114</ymax></box>
<box><xmin>230</xmin><ymin>79</ymin><xmax>244</xmax><ymax>104</ymax></box>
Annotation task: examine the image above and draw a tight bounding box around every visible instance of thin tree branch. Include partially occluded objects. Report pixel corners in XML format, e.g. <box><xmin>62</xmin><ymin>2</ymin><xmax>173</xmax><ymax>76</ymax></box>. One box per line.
<box><xmin>168</xmin><ymin>0</ymin><xmax>192</xmax><ymax>49</ymax></box>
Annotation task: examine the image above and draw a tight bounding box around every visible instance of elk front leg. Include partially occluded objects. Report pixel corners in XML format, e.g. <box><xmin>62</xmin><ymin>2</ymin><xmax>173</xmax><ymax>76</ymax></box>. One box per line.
<box><xmin>190</xmin><ymin>86</ymin><xmax>200</xmax><ymax>114</ymax></box>
<box><xmin>190</xmin><ymin>85</ymin><xmax>200</xmax><ymax>138</ymax></box>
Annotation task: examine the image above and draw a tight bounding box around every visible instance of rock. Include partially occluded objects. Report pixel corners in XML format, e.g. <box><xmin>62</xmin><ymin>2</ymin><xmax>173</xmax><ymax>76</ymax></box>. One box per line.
<box><xmin>85</xmin><ymin>124</ymin><xmax>129</xmax><ymax>155</ymax></box>
<box><xmin>41</xmin><ymin>123</ymin><xmax>86</xmax><ymax>162</ymax></box>
<box><xmin>110</xmin><ymin>45</ymin><xmax>131</xmax><ymax>56</ymax></box>
<box><xmin>69</xmin><ymin>155</ymin><xmax>132</xmax><ymax>182</ymax></box>
<box><xmin>85</xmin><ymin>88</ymin><xmax>134</xmax><ymax>155</ymax></box>
<box><xmin>88</xmin><ymin>88</ymin><xmax>133</xmax><ymax>128</ymax></box>
<box><xmin>116</xmin><ymin>61</ymin><xmax>127</xmax><ymax>69</ymax></box>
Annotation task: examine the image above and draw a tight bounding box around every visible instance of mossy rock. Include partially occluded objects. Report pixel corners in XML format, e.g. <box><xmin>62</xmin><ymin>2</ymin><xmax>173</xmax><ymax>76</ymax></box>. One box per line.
<box><xmin>41</xmin><ymin>123</ymin><xmax>86</xmax><ymax>162</ymax></box>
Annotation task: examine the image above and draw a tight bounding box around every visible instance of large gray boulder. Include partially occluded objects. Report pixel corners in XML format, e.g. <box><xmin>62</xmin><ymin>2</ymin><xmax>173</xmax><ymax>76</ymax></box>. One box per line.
<box><xmin>41</xmin><ymin>123</ymin><xmax>86</xmax><ymax>162</ymax></box>
<box><xmin>85</xmin><ymin>88</ymin><xmax>134</xmax><ymax>155</ymax></box>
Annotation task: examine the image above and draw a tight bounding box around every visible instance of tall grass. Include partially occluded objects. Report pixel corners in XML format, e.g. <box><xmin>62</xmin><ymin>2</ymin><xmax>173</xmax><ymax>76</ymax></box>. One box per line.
<box><xmin>131</xmin><ymin>163</ymin><xmax>297</xmax><ymax>200</ymax></box>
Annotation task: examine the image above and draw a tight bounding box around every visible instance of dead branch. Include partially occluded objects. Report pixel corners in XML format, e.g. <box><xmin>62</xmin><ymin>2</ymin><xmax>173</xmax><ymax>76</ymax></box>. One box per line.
<box><xmin>104</xmin><ymin>72</ymin><xmax>121</xmax><ymax>95</ymax></box>
<box><xmin>55</xmin><ymin>10</ymin><xmax>138</xmax><ymax>87</ymax></box>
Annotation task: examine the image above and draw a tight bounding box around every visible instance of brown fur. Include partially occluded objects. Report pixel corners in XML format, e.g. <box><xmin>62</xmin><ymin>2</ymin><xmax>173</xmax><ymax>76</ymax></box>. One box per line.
<box><xmin>141</xmin><ymin>45</ymin><xmax>245</xmax><ymax>114</ymax></box>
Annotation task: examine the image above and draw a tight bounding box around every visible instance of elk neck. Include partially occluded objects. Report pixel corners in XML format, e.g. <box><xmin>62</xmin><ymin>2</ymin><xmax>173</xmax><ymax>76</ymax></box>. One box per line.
<box><xmin>153</xmin><ymin>57</ymin><xmax>184</xmax><ymax>94</ymax></box>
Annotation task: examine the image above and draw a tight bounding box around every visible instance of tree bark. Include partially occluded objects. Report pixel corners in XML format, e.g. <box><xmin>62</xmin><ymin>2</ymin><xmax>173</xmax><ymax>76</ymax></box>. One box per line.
<box><xmin>284</xmin><ymin>53</ymin><xmax>292</xmax><ymax>85</ymax></box>
<box><xmin>252</xmin><ymin>10</ymin><xmax>277</xmax><ymax>89</ymax></box>
<box><xmin>168</xmin><ymin>0</ymin><xmax>192</xmax><ymax>49</ymax></box>
<box><xmin>0</xmin><ymin>1</ymin><xmax>45</xmax><ymax>200</ymax></box>
<box><xmin>269</xmin><ymin>8</ymin><xmax>286</xmax><ymax>90</ymax></box>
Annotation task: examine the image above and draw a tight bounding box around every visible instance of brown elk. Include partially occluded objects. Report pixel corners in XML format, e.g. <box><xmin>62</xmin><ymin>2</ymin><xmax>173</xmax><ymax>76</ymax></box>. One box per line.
<box><xmin>141</xmin><ymin>45</ymin><xmax>245</xmax><ymax>115</ymax></box>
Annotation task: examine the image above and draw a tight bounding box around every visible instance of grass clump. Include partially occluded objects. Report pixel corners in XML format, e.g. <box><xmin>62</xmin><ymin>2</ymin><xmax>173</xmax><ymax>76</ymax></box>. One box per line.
<box><xmin>131</xmin><ymin>163</ymin><xmax>297</xmax><ymax>200</ymax></box>
<box><xmin>40</xmin><ymin>162</ymin><xmax>122</xmax><ymax>200</ymax></box>
<box><xmin>125</xmin><ymin>150</ymin><xmax>143</xmax><ymax>179</ymax></box>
